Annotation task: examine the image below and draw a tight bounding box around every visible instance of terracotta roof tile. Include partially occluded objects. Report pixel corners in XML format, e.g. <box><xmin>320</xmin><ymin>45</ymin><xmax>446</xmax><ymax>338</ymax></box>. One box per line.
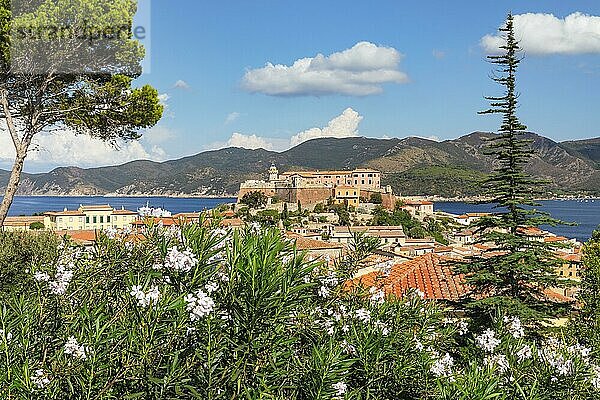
<box><xmin>286</xmin><ymin>232</ymin><xmax>344</xmax><ymax>250</ymax></box>
<box><xmin>350</xmin><ymin>253</ymin><xmax>468</xmax><ymax>301</ymax></box>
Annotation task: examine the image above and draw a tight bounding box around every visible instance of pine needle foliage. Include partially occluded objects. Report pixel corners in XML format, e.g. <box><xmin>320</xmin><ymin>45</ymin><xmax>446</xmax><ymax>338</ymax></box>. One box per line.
<box><xmin>456</xmin><ymin>13</ymin><xmax>571</xmax><ymax>325</ymax></box>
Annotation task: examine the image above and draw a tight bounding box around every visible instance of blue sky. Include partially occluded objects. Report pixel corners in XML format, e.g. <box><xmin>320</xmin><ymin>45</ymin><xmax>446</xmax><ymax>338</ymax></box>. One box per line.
<box><xmin>5</xmin><ymin>0</ymin><xmax>600</xmax><ymax>172</ymax></box>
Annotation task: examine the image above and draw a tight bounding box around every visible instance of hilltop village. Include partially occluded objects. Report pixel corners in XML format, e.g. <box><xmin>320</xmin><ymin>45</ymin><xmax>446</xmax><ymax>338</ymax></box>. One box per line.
<box><xmin>2</xmin><ymin>164</ymin><xmax>581</xmax><ymax>304</ymax></box>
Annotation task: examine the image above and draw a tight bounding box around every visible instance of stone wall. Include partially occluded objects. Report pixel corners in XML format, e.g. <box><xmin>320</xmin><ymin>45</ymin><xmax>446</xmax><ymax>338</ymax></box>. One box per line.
<box><xmin>360</xmin><ymin>189</ymin><xmax>397</xmax><ymax>210</ymax></box>
<box><xmin>237</xmin><ymin>187</ymin><xmax>277</xmax><ymax>202</ymax></box>
<box><xmin>274</xmin><ymin>187</ymin><xmax>333</xmax><ymax>207</ymax></box>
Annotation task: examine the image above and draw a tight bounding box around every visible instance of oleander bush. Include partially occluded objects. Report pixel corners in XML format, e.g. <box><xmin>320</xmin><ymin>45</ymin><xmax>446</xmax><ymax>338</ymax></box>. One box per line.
<box><xmin>0</xmin><ymin>230</ymin><xmax>60</xmax><ymax>300</ymax></box>
<box><xmin>1</xmin><ymin>224</ymin><xmax>600</xmax><ymax>399</ymax></box>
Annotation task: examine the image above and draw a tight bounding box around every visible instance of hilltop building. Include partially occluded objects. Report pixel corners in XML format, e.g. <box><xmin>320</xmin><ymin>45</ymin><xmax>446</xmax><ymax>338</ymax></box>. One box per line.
<box><xmin>238</xmin><ymin>164</ymin><xmax>394</xmax><ymax>208</ymax></box>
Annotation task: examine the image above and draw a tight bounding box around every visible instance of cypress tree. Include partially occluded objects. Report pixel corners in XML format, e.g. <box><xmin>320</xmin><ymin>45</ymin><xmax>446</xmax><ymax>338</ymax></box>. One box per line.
<box><xmin>456</xmin><ymin>13</ymin><xmax>570</xmax><ymax>325</ymax></box>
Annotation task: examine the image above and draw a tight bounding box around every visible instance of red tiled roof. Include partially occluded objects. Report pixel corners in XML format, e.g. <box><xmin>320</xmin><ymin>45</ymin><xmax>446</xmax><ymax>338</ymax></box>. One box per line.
<box><xmin>79</xmin><ymin>204</ymin><xmax>112</xmax><ymax>210</ymax></box>
<box><xmin>44</xmin><ymin>210</ymin><xmax>85</xmax><ymax>216</ymax></box>
<box><xmin>518</xmin><ymin>226</ymin><xmax>545</xmax><ymax>236</ymax></box>
<box><xmin>132</xmin><ymin>217</ymin><xmax>178</xmax><ymax>226</ymax></box>
<box><xmin>2</xmin><ymin>216</ymin><xmax>45</xmax><ymax>226</ymax></box>
<box><xmin>559</xmin><ymin>253</ymin><xmax>581</xmax><ymax>262</ymax></box>
<box><xmin>544</xmin><ymin>236</ymin><xmax>568</xmax><ymax>243</ymax></box>
<box><xmin>350</xmin><ymin>253</ymin><xmax>468</xmax><ymax>301</ymax></box>
<box><xmin>221</xmin><ymin>218</ymin><xmax>245</xmax><ymax>227</ymax></box>
<box><xmin>286</xmin><ymin>232</ymin><xmax>344</xmax><ymax>250</ymax></box>
<box><xmin>112</xmin><ymin>209</ymin><xmax>137</xmax><ymax>215</ymax></box>
<box><xmin>55</xmin><ymin>230</ymin><xmax>98</xmax><ymax>243</ymax></box>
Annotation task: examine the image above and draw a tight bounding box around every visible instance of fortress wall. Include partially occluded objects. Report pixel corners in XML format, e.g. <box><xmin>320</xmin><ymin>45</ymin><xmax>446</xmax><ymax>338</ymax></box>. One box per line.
<box><xmin>360</xmin><ymin>189</ymin><xmax>397</xmax><ymax>210</ymax></box>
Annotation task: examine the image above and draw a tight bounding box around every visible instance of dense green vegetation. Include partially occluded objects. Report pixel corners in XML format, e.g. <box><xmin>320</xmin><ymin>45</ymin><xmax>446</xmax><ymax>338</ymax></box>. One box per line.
<box><xmin>384</xmin><ymin>166</ymin><xmax>488</xmax><ymax>197</ymax></box>
<box><xmin>370</xmin><ymin>204</ymin><xmax>448</xmax><ymax>243</ymax></box>
<box><xmin>240</xmin><ymin>190</ymin><xmax>268</xmax><ymax>208</ymax></box>
<box><xmin>1</xmin><ymin>225</ymin><xmax>600</xmax><ymax>398</ymax></box>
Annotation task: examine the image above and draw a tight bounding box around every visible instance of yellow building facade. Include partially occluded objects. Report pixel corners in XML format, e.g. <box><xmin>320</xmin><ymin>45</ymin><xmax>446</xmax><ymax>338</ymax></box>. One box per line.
<box><xmin>334</xmin><ymin>186</ymin><xmax>360</xmax><ymax>208</ymax></box>
<box><xmin>43</xmin><ymin>205</ymin><xmax>138</xmax><ymax>231</ymax></box>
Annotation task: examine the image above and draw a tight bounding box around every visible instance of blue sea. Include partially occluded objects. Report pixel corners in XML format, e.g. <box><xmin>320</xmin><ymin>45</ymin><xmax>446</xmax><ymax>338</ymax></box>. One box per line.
<box><xmin>5</xmin><ymin>196</ymin><xmax>236</xmax><ymax>217</ymax></box>
<box><xmin>436</xmin><ymin>200</ymin><xmax>600</xmax><ymax>243</ymax></box>
<box><xmin>4</xmin><ymin>196</ymin><xmax>599</xmax><ymax>243</ymax></box>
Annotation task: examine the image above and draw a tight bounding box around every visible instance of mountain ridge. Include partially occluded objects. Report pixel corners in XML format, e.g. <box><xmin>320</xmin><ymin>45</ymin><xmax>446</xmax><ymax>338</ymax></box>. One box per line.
<box><xmin>2</xmin><ymin>132</ymin><xmax>600</xmax><ymax>197</ymax></box>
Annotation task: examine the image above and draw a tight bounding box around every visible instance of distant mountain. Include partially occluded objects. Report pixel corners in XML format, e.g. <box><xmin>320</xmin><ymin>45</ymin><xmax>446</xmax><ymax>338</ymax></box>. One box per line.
<box><xmin>2</xmin><ymin>132</ymin><xmax>600</xmax><ymax>197</ymax></box>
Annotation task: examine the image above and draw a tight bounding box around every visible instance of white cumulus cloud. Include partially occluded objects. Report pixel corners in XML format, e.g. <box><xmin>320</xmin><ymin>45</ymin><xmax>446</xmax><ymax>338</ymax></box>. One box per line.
<box><xmin>173</xmin><ymin>79</ymin><xmax>190</xmax><ymax>90</ymax></box>
<box><xmin>481</xmin><ymin>12</ymin><xmax>600</xmax><ymax>55</ymax></box>
<box><xmin>290</xmin><ymin>107</ymin><xmax>362</xmax><ymax>146</ymax></box>
<box><xmin>226</xmin><ymin>132</ymin><xmax>274</xmax><ymax>150</ymax></box>
<box><xmin>0</xmin><ymin>126</ymin><xmax>169</xmax><ymax>172</ymax></box>
<box><xmin>217</xmin><ymin>108</ymin><xmax>364</xmax><ymax>152</ymax></box>
<box><xmin>225</xmin><ymin>112</ymin><xmax>241</xmax><ymax>125</ymax></box>
<box><xmin>242</xmin><ymin>42</ymin><xmax>409</xmax><ymax>96</ymax></box>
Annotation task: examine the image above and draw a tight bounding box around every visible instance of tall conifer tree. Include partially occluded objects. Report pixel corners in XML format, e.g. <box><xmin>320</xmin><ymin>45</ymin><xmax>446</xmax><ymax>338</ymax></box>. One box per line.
<box><xmin>457</xmin><ymin>13</ymin><xmax>570</xmax><ymax>324</ymax></box>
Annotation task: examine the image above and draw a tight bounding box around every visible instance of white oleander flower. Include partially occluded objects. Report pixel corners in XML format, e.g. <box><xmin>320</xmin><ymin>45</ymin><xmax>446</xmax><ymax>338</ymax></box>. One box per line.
<box><xmin>454</xmin><ymin>319</ymin><xmax>469</xmax><ymax>336</ymax></box>
<box><xmin>216</xmin><ymin>271</ymin><xmax>230</xmax><ymax>283</ymax></box>
<box><xmin>591</xmin><ymin>365</ymin><xmax>600</xmax><ymax>389</ymax></box>
<box><xmin>104</xmin><ymin>226</ymin><xmax>118</xmax><ymax>239</ymax></box>
<box><xmin>323</xmin><ymin>319</ymin><xmax>335</xmax><ymax>336</ymax></box>
<box><xmin>205</xmin><ymin>281</ymin><xmax>219</xmax><ymax>294</ymax></box>
<box><xmin>475</xmin><ymin>329</ymin><xmax>501</xmax><ymax>353</ymax></box>
<box><xmin>485</xmin><ymin>354</ymin><xmax>509</xmax><ymax>373</ymax></box>
<box><xmin>415</xmin><ymin>340</ymin><xmax>424</xmax><ymax>351</ymax></box>
<box><xmin>503</xmin><ymin>316</ymin><xmax>524</xmax><ymax>338</ymax></box>
<box><xmin>37</xmin><ymin>263</ymin><xmax>74</xmax><ymax>295</ymax></box>
<box><xmin>318</xmin><ymin>285</ymin><xmax>330</xmax><ymax>298</ymax></box>
<box><xmin>355</xmin><ymin>308</ymin><xmax>370</xmax><ymax>323</ymax></box>
<box><xmin>542</xmin><ymin>346</ymin><xmax>573</xmax><ymax>377</ymax></box>
<box><xmin>0</xmin><ymin>329</ymin><xmax>12</xmax><ymax>342</ymax></box>
<box><xmin>64</xmin><ymin>336</ymin><xmax>88</xmax><ymax>360</ymax></box>
<box><xmin>34</xmin><ymin>272</ymin><xmax>51</xmax><ymax>282</ymax></box>
<box><xmin>567</xmin><ymin>343</ymin><xmax>591</xmax><ymax>361</ymax></box>
<box><xmin>374</xmin><ymin>320</ymin><xmax>390</xmax><ymax>336</ymax></box>
<box><xmin>332</xmin><ymin>381</ymin><xmax>347</xmax><ymax>397</ymax></box>
<box><xmin>31</xmin><ymin>369</ymin><xmax>50</xmax><ymax>389</ymax></box>
<box><xmin>130</xmin><ymin>285</ymin><xmax>161</xmax><ymax>308</ymax></box>
<box><xmin>430</xmin><ymin>353</ymin><xmax>454</xmax><ymax>378</ymax></box>
<box><xmin>340</xmin><ymin>340</ymin><xmax>356</xmax><ymax>355</ymax></box>
<box><xmin>185</xmin><ymin>289</ymin><xmax>215</xmax><ymax>321</ymax></box>
<box><xmin>517</xmin><ymin>344</ymin><xmax>533</xmax><ymax>361</ymax></box>
<box><xmin>164</xmin><ymin>246</ymin><xmax>198</xmax><ymax>272</ymax></box>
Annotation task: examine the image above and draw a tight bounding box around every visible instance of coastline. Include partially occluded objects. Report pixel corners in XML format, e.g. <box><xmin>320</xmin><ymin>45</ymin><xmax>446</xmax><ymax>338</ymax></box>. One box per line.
<box><xmin>10</xmin><ymin>194</ymin><xmax>238</xmax><ymax>200</ymax></box>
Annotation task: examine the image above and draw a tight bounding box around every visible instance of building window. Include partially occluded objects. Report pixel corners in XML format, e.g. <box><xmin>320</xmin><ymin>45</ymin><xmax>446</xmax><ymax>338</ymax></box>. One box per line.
<box><xmin>86</xmin><ymin>216</ymin><xmax>89</xmax><ymax>224</ymax></box>
<box><xmin>362</xmin><ymin>180</ymin><xmax>365</xmax><ymax>184</ymax></box>
<box><xmin>93</xmin><ymin>216</ymin><xmax>97</xmax><ymax>223</ymax></box>
<box><xmin>107</xmin><ymin>215</ymin><xmax>111</xmax><ymax>223</ymax></box>
<box><xmin>100</xmin><ymin>216</ymin><xmax>104</xmax><ymax>223</ymax></box>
